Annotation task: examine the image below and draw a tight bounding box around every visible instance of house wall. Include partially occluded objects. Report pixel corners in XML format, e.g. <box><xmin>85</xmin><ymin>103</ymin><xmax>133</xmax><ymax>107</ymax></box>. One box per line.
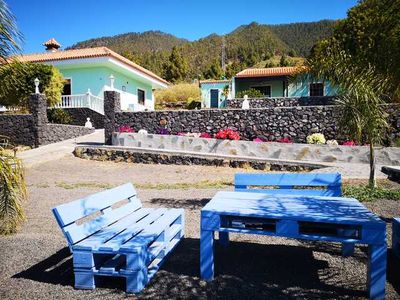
<box><xmin>235</xmin><ymin>78</ymin><xmax>286</xmax><ymax>97</ymax></box>
<box><xmin>200</xmin><ymin>82</ymin><xmax>230</xmax><ymax>108</ymax></box>
<box><xmin>57</xmin><ymin>66</ymin><xmax>154</xmax><ymax>110</ymax></box>
<box><xmin>234</xmin><ymin>76</ymin><xmax>338</xmax><ymax>98</ymax></box>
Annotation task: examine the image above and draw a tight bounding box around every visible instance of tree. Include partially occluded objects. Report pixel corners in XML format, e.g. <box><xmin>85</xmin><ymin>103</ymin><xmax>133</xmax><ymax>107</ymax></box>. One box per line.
<box><xmin>203</xmin><ymin>60</ymin><xmax>223</xmax><ymax>79</ymax></box>
<box><xmin>163</xmin><ymin>46</ymin><xmax>189</xmax><ymax>83</ymax></box>
<box><xmin>0</xmin><ymin>145</ymin><xmax>27</xmax><ymax>234</ymax></box>
<box><xmin>0</xmin><ymin>0</ymin><xmax>27</xmax><ymax>235</ymax></box>
<box><xmin>311</xmin><ymin>0</ymin><xmax>400</xmax><ymax>99</ymax></box>
<box><xmin>306</xmin><ymin>42</ymin><xmax>389</xmax><ymax>188</ymax></box>
<box><xmin>0</xmin><ymin>0</ymin><xmax>22</xmax><ymax>61</ymax></box>
<box><xmin>0</xmin><ymin>61</ymin><xmax>64</xmax><ymax>108</ymax></box>
<box><xmin>279</xmin><ymin>54</ymin><xmax>289</xmax><ymax>67</ymax></box>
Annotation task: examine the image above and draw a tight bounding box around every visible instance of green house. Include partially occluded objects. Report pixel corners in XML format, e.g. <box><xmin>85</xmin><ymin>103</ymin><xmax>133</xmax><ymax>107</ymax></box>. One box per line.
<box><xmin>232</xmin><ymin>67</ymin><xmax>338</xmax><ymax>98</ymax></box>
<box><xmin>19</xmin><ymin>38</ymin><xmax>169</xmax><ymax>114</ymax></box>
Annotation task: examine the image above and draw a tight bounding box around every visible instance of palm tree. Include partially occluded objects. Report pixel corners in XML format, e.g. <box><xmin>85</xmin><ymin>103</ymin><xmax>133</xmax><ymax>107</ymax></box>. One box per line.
<box><xmin>0</xmin><ymin>0</ymin><xmax>22</xmax><ymax>61</ymax></box>
<box><xmin>0</xmin><ymin>0</ymin><xmax>26</xmax><ymax>234</ymax></box>
<box><xmin>306</xmin><ymin>43</ymin><xmax>390</xmax><ymax>188</ymax></box>
<box><xmin>0</xmin><ymin>146</ymin><xmax>26</xmax><ymax>234</ymax></box>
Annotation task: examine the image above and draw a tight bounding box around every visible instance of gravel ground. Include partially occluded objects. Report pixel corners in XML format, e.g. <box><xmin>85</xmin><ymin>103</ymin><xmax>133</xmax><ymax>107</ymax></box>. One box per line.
<box><xmin>1</xmin><ymin>155</ymin><xmax>400</xmax><ymax>299</ymax></box>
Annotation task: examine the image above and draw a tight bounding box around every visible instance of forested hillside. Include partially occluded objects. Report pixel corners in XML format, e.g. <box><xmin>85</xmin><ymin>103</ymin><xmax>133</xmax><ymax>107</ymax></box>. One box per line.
<box><xmin>69</xmin><ymin>20</ymin><xmax>336</xmax><ymax>81</ymax></box>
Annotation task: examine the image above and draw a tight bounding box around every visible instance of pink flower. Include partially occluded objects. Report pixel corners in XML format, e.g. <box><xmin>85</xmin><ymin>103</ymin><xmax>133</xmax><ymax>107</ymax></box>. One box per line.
<box><xmin>277</xmin><ymin>137</ymin><xmax>292</xmax><ymax>143</ymax></box>
<box><xmin>342</xmin><ymin>140</ymin><xmax>356</xmax><ymax>146</ymax></box>
<box><xmin>215</xmin><ymin>128</ymin><xmax>240</xmax><ymax>140</ymax></box>
<box><xmin>200</xmin><ymin>132</ymin><xmax>211</xmax><ymax>138</ymax></box>
<box><xmin>177</xmin><ymin>132</ymin><xmax>186</xmax><ymax>136</ymax></box>
<box><xmin>253</xmin><ymin>138</ymin><xmax>264</xmax><ymax>143</ymax></box>
<box><xmin>118</xmin><ymin>125</ymin><xmax>135</xmax><ymax>133</ymax></box>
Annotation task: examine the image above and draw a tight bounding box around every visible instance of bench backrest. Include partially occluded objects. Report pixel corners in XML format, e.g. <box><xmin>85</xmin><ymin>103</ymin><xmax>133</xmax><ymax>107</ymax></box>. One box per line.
<box><xmin>234</xmin><ymin>173</ymin><xmax>342</xmax><ymax>197</ymax></box>
<box><xmin>52</xmin><ymin>183</ymin><xmax>142</xmax><ymax>246</ymax></box>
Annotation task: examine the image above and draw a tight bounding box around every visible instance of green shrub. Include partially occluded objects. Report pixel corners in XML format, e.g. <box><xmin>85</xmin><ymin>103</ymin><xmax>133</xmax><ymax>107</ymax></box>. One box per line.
<box><xmin>47</xmin><ymin>108</ymin><xmax>72</xmax><ymax>124</ymax></box>
<box><xmin>393</xmin><ymin>137</ymin><xmax>400</xmax><ymax>147</ymax></box>
<box><xmin>0</xmin><ymin>61</ymin><xmax>64</xmax><ymax>108</ymax></box>
<box><xmin>186</xmin><ymin>100</ymin><xmax>201</xmax><ymax>110</ymax></box>
<box><xmin>155</xmin><ymin>83</ymin><xmax>200</xmax><ymax>104</ymax></box>
<box><xmin>236</xmin><ymin>88</ymin><xmax>263</xmax><ymax>98</ymax></box>
<box><xmin>343</xmin><ymin>185</ymin><xmax>400</xmax><ymax>202</ymax></box>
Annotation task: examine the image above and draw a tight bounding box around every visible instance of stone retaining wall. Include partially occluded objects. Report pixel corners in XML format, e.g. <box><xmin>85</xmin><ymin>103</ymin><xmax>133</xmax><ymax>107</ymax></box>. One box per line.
<box><xmin>74</xmin><ymin>146</ymin><xmax>320</xmax><ymax>171</ymax></box>
<box><xmin>48</xmin><ymin>107</ymin><xmax>104</xmax><ymax>128</ymax></box>
<box><xmin>226</xmin><ymin>96</ymin><xmax>337</xmax><ymax>109</ymax></box>
<box><xmin>0</xmin><ymin>114</ymin><xmax>35</xmax><ymax>146</ymax></box>
<box><xmin>113</xmin><ymin>105</ymin><xmax>400</xmax><ymax>144</ymax></box>
<box><xmin>0</xmin><ymin>94</ymin><xmax>94</xmax><ymax>147</ymax></box>
<box><xmin>41</xmin><ymin>124</ymin><xmax>94</xmax><ymax>145</ymax></box>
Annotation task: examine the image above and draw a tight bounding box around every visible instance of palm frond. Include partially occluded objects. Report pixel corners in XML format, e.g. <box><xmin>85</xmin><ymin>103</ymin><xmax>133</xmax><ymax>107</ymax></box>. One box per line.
<box><xmin>0</xmin><ymin>0</ymin><xmax>22</xmax><ymax>60</ymax></box>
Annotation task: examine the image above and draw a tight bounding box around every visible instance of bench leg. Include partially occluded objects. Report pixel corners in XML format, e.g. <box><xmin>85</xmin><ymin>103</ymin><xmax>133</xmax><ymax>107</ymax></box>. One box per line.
<box><xmin>126</xmin><ymin>269</ymin><xmax>148</xmax><ymax>293</ymax></box>
<box><xmin>200</xmin><ymin>230</ymin><xmax>214</xmax><ymax>280</ymax></box>
<box><xmin>74</xmin><ymin>271</ymin><xmax>95</xmax><ymax>289</ymax></box>
<box><xmin>341</xmin><ymin>242</ymin><xmax>355</xmax><ymax>257</ymax></box>
<box><xmin>367</xmin><ymin>243</ymin><xmax>387</xmax><ymax>300</ymax></box>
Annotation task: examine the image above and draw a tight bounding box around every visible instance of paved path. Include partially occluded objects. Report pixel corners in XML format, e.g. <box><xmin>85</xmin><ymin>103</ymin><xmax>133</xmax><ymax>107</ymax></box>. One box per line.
<box><xmin>17</xmin><ymin>129</ymin><xmax>104</xmax><ymax>168</ymax></box>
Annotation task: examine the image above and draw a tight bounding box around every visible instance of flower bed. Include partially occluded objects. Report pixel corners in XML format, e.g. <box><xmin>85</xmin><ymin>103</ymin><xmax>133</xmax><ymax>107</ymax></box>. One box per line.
<box><xmin>112</xmin><ymin>132</ymin><xmax>400</xmax><ymax>165</ymax></box>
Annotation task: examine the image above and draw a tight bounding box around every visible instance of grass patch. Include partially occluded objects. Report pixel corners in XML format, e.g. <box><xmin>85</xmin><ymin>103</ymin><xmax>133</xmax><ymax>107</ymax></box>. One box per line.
<box><xmin>56</xmin><ymin>182</ymin><xmax>115</xmax><ymax>190</ymax></box>
<box><xmin>137</xmin><ymin>180</ymin><xmax>232</xmax><ymax>190</ymax></box>
<box><xmin>55</xmin><ymin>180</ymin><xmax>232</xmax><ymax>190</ymax></box>
<box><xmin>343</xmin><ymin>185</ymin><xmax>400</xmax><ymax>202</ymax></box>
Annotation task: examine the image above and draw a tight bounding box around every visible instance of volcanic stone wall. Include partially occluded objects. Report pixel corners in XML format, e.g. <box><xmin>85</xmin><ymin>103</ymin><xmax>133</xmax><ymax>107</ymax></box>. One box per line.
<box><xmin>226</xmin><ymin>96</ymin><xmax>337</xmax><ymax>109</ymax></box>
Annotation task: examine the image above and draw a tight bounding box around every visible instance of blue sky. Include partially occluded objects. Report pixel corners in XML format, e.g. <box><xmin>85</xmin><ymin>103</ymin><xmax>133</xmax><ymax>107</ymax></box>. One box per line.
<box><xmin>8</xmin><ymin>0</ymin><xmax>357</xmax><ymax>54</ymax></box>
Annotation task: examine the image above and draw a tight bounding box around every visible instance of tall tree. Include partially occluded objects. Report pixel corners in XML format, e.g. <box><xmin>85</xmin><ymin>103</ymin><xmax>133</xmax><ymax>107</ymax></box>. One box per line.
<box><xmin>307</xmin><ymin>42</ymin><xmax>390</xmax><ymax>188</ymax></box>
<box><xmin>0</xmin><ymin>0</ymin><xmax>21</xmax><ymax>61</ymax></box>
<box><xmin>311</xmin><ymin>0</ymin><xmax>400</xmax><ymax>99</ymax></box>
<box><xmin>0</xmin><ymin>0</ymin><xmax>27</xmax><ymax>234</ymax></box>
<box><xmin>203</xmin><ymin>60</ymin><xmax>223</xmax><ymax>80</ymax></box>
<box><xmin>163</xmin><ymin>46</ymin><xmax>189</xmax><ymax>83</ymax></box>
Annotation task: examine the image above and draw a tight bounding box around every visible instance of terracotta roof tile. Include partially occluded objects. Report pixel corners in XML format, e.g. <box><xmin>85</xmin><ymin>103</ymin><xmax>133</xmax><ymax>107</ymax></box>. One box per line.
<box><xmin>14</xmin><ymin>47</ymin><xmax>169</xmax><ymax>86</ymax></box>
<box><xmin>235</xmin><ymin>67</ymin><xmax>299</xmax><ymax>78</ymax></box>
<box><xmin>199</xmin><ymin>79</ymin><xmax>230</xmax><ymax>84</ymax></box>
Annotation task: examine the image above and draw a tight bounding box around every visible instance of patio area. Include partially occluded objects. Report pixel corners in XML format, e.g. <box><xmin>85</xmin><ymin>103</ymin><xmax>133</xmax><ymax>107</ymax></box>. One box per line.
<box><xmin>0</xmin><ymin>154</ymin><xmax>399</xmax><ymax>299</ymax></box>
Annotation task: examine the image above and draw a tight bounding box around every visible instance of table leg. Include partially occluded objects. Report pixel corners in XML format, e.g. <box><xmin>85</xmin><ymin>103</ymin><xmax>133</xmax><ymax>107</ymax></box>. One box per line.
<box><xmin>200</xmin><ymin>229</ymin><xmax>214</xmax><ymax>280</ymax></box>
<box><xmin>341</xmin><ymin>242</ymin><xmax>355</xmax><ymax>257</ymax></box>
<box><xmin>367</xmin><ymin>243</ymin><xmax>387</xmax><ymax>300</ymax></box>
<box><xmin>219</xmin><ymin>218</ymin><xmax>229</xmax><ymax>247</ymax></box>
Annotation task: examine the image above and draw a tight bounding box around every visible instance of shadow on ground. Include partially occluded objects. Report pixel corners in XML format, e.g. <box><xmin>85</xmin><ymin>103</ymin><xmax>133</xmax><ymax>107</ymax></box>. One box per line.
<box><xmin>15</xmin><ymin>237</ymin><xmax>399</xmax><ymax>299</ymax></box>
<box><xmin>150</xmin><ymin>198</ymin><xmax>211</xmax><ymax>209</ymax></box>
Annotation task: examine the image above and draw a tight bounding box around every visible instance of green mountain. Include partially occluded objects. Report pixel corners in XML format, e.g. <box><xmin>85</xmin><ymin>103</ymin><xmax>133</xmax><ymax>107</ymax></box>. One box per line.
<box><xmin>68</xmin><ymin>20</ymin><xmax>336</xmax><ymax>80</ymax></box>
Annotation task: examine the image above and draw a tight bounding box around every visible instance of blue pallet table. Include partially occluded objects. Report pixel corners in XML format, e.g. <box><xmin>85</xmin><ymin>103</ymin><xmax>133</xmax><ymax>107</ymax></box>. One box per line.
<box><xmin>393</xmin><ymin>218</ymin><xmax>400</xmax><ymax>257</ymax></box>
<box><xmin>52</xmin><ymin>183</ymin><xmax>185</xmax><ymax>293</ymax></box>
<box><xmin>200</xmin><ymin>191</ymin><xmax>386</xmax><ymax>300</ymax></box>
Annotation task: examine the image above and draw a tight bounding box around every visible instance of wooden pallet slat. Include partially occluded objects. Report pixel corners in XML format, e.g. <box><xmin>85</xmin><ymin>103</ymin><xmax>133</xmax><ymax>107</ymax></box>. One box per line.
<box><xmin>52</xmin><ymin>183</ymin><xmax>185</xmax><ymax>294</ymax></box>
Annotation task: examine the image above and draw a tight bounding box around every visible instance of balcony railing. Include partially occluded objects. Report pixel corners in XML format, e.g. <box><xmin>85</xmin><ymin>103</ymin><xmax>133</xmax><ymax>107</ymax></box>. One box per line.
<box><xmin>54</xmin><ymin>91</ymin><xmax>104</xmax><ymax>115</ymax></box>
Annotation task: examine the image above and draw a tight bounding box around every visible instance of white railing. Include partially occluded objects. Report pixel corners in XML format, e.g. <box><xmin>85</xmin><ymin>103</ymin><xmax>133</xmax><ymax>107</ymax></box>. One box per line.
<box><xmin>54</xmin><ymin>91</ymin><xmax>104</xmax><ymax>115</ymax></box>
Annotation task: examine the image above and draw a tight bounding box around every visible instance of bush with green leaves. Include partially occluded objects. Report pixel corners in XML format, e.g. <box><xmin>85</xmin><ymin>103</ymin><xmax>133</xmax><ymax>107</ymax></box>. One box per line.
<box><xmin>155</xmin><ymin>83</ymin><xmax>200</xmax><ymax>104</ymax></box>
<box><xmin>0</xmin><ymin>61</ymin><xmax>64</xmax><ymax>108</ymax></box>
<box><xmin>47</xmin><ymin>108</ymin><xmax>73</xmax><ymax>124</ymax></box>
<box><xmin>343</xmin><ymin>184</ymin><xmax>400</xmax><ymax>202</ymax></box>
<box><xmin>306</xmin><ymin>133</ymin><xmax>326</xmax><ymax>144</ymax></box>
<box><xmin>236</xmin><ymin>88</ymin><xmax>264</xmax><ymax>98</ymax></box>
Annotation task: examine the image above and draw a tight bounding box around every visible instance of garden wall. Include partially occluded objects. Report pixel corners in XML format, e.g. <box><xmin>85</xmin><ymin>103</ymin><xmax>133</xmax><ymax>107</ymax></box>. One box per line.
<box><xmin>0</xmin><ymin>114</ymin><xmax>35</xmax><ymax>146</ymax></box>
<box><xmin>48</xmin><ymin>107</ymin><xmax>104</xmax><ymax>128</ymax></box>
<box><xmin>0</xmin><ymin>94</ymin><xmax>94</xmax><ymax>147</ymax></box>
<box><xmin>113</xmin><ymin>105</ymin><xmax>400</xmax><ymax>144</ymax></box>
<box><xmin>226</xmin><ymin>96</ymin><xmax>337</xmax><ymax>109</ymax></box>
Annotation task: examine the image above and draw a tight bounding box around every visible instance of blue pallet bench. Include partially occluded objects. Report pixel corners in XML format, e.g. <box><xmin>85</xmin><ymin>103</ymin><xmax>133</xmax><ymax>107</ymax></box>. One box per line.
<box><xmin>393</xmin><ymin>218</ymin><xmax>400</xmax><ymax>257</ymax></box>
<box><xmin>200</xmin><ymin>191</ymin><xmax>387</xmax><ymax>300</ymax></box>
<box><xmin>52</xmin><ymin>183</ymin><xmax>184</xmax><ymax>293</ymax></box>
<box><xmin>231</xmin><ymin>173</ymin><xmax>355</xmax><ymax>256</ymax></box>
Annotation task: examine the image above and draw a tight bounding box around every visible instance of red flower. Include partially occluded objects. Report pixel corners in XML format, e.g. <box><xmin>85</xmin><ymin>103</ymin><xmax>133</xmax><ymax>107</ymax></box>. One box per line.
<box><xmin>277</xmin><ymin>137</ymin><xmax>292</xmax><ymax>143</ymax></box>
<box><xmin>118</xmin><ymin>125</ymin><xmax>135</xmax><ymax>133</ymax></box>
<box><xmin>200</xmin><ymin>132</ymin><xmax>211</xmax><ymax>138</ymax></box>
<box><xmin>342</xmin><ymin>140</ymin><xmax>356</xmax><ymax>146</ymax></box>
<box><xmin>215</xmin><ymin>128</ymin><xmax>240</xmax><ymax>140</ymax></box>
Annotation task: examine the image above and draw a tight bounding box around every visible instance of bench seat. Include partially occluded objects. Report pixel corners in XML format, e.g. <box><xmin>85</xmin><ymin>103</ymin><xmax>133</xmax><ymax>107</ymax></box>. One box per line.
<box><xmin>52</xmin><ymin>183</ymin><xmax>184</xmax><ymax>293</ymax></box>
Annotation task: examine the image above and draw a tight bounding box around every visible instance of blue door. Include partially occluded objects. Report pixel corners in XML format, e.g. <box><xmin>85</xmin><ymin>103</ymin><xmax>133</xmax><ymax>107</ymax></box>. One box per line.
<box><xmin>210</xmin><ymin>89</ymin><xmax>219</xmax><ymax>108</ymax></box>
